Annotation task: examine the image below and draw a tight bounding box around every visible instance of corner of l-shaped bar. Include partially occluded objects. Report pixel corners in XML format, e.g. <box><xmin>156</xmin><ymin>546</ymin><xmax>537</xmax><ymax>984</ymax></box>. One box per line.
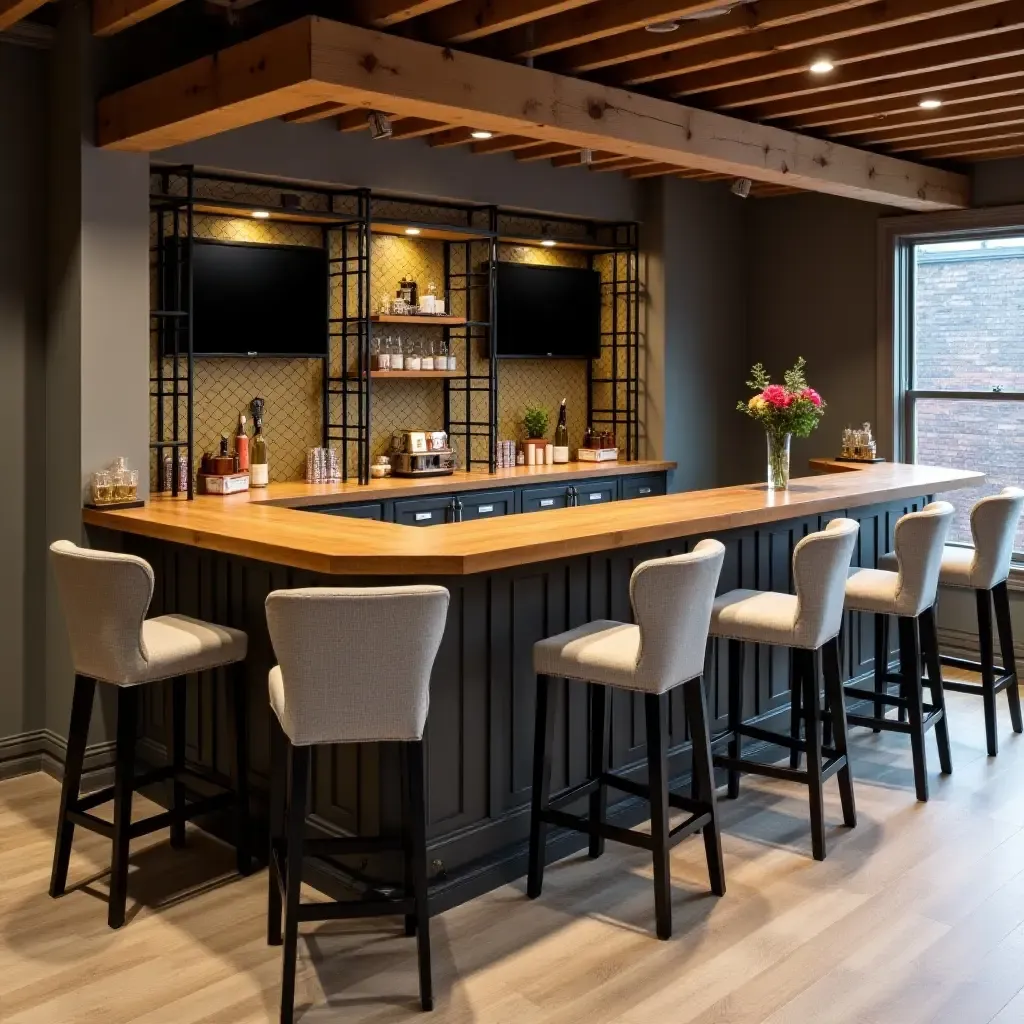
<box><xmin>82</xmin><ymin>461</ymin><xmax>985</xmax><ymax>577</ymax></box>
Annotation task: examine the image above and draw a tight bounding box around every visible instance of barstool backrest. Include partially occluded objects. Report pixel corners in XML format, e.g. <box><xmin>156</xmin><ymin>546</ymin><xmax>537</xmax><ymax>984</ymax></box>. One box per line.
<box><xmin>49</xmin><ymin>540</ymin><xmax>154</xmax><ymax>684</ymax></box>
<box><xmin>892</xmin><ymin>501</ymin><xmax>955</xmax><ymax>617</ymax></box>
<box><xmin>265</xmin><ymin>586</ymin><xmax>450</xmax><ymax>745</ymax></box>
<box><xmin>630</xmin><ymin>539</ymin><xmax>725</xmax><ymax>693</ymax></box>
<box><xmin>969</xmin><ymin>487</ymin><xmax>1024</xmax><ymax>590</ymax></box>
<box><xmin>792</xmin><ymin>519</ymin><xmax>860</xmax><ymax>650</ymax></box>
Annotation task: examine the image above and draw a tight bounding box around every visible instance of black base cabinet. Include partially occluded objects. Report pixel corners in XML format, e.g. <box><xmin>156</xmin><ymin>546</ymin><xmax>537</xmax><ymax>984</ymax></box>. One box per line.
<box><xmin>95</xmin><ymin>486</ymin><xmax>926</xmax><ymax>918</ymax></box>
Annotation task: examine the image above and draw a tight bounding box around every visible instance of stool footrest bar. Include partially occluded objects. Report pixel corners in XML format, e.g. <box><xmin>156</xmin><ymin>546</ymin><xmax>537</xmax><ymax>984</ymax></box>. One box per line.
<box><xmin>844</xmin><ymin>686</ymin><xmax>907</xmax><ymax>708</ymax></box>
<box><xmin>548</xmin><ymin>778</ymin><xmax>601</xmax><ymax>810</ymax></box>
<box><xmin>296</xmin><ymin>898</ymin><xmax>415</xmax><ymax>923</ymax></box>
<box><xmin>847</xmin><ymin>713</ymin><xmax>912</xmax><ymax>734</ymax></box>
<box><xmin>66</xmin><ymin>809</ymin><xmax>115</xmax><ymax>839</ymax></box>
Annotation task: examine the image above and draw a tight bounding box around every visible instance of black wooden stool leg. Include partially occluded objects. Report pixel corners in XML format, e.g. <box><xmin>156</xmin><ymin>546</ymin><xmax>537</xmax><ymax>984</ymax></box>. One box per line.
<box><xmin>920</xmin><ymin>606</ymin><xmax>952</xmax><ymax>776</ymax></box>
<box><xmin>727</xmin><ymin>640</ymin><xmax>743</xmax><ymax>799</ymax></box>
<box><xmin>279</xmin><ymin>742</ymin><xmax>309</xmax><ymax>1024</ymax></box>
<box><xmin>873</xmin><ymin>614</ymin><xmax>887</xmax><ymax>732</ymax></box>
<box><xmin>588</xmin><ymin>684</ymin><xmax>610</xmax><ymax>859</ymax></box>
<box><xmin>267</xmin><ymin>714</ymin><xmax>287</xmax><ymax>947</ymax></box>
<box><xmin>168</xmin><ymin>677</ymin><xmax>187</xmax><ymax>849</ymax></box>
<box><xmin>977</xmin><ymin>589</ymin><xmax>999</xmax><ymax>757</ymax></box>
<box><xmin>406</xmin><ymin>741</ymin><xmax>434</xmax><ymax>1012</ymax></box>
<box><xmin>823</xmin><ymin>637</ymin><xmax>856</xmax><ymax>829</ymax></box>
<box><xmin>109</xmin><ymin>686</ymin><xmax>139</xmax><ymax>929</ymax></box>
<box><xmin>685</xmin><ymin>677</ymin><xmax>725</xmax><ymax>897</ymax></box>
<box><xmin>228</xmin><ymin>664</ymin><xmax>252</xmax><ymax>876</ymax></box>
<box><xmin>527</xmin><ymin>675</ymin><xmax>555</xmax><ymax>899</ymax></box>
<box><xmin>802</xmin><ymin>650</ymin><xmax>826</xmax><ymax>861</ymax></box>
<box><xmin>645</xmin><ymin>692</ymin><xmax>672</xmax><ymax>940</ymax></box>
<box><xmin>50</xmin><ymin>675</ymin><xmax>96</xmax><ymax>899</ymax></box>
<box><xmin>994</xmin><ymin>582</ymin><xmax>1023</xmax><ymax>736</ymax></box>
<box><xmin>789</xmin><ymin>655</ymin><xmax>803</xmax><ymax>769</ymax></box>
<box><xmin>900</xmin><ymin>616</ymin><xmax>930</xmax><ymax>801</ymax></box>
<box><xmin>400</xmin><ymin>742</ymin><xmax>417</xmax><ymax>938</ymax></box>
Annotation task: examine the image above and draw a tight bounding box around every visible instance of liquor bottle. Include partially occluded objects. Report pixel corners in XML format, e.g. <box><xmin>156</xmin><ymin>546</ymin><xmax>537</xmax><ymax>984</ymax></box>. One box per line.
<box><xmin>249</xmin><ymin>397</ymin><xmax>269</xmax><ymax>487</ymax></box>
<box><xmin>236</xmin><ymin>413</ymin><xmax>250</xmax><ymax>472</ymax></box>
<box><xmin>553</xmin><ymin>398</ymin><xmax>570</xmax><ymax>464</ymax></box>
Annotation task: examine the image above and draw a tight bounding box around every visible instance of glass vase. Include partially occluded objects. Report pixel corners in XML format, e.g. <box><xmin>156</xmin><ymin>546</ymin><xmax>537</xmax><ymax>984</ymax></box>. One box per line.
<box><xmin>766</xmin><ymin>432</ymin><xmax>792</xmax><ymax>491</ymax></box>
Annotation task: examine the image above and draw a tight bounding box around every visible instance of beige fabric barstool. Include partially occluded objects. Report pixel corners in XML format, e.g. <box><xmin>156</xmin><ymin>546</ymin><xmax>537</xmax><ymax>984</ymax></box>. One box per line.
<box><xmin>709</xmin><ymin>519</ymin><xmax>860</xmax><ymax>862</ymax></box>
<box><xmin>529</xmin><ymin>541</ymin><xmax>726</xmax><ymax>942</ymax></box>
<box><xmin>265</xmin><ymin>585</ymin><xmax>449</xmax><ymax>1024</ymax></box>
<box><xmin>878</xmin><ymin>488</ymin><xmax>1024</xmax><ymax>757</ymax></box>
<box><xmin>844</xmin><ymin>501</ymin><xmax>955</xmax><ymax>801</ymax></box>
<box><xmin>48</xmin><ymin>541</ymin><xmax>250</xmax><ymax>929</ymax></box>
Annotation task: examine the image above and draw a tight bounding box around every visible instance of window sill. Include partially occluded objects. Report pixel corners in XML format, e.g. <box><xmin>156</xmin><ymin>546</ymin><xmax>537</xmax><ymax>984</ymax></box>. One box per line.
<box><xmin>1010</xmin><ymin>565</ymin><xmax>1024</xmax><ymax>593</ymax></box>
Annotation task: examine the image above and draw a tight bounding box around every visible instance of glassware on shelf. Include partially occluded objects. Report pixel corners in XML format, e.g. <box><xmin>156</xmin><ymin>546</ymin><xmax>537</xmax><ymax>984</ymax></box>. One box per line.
<box><xmin>406</xmin><ymin>338</ymin><xmax>422</xmax><ymax>372</ymax></box>
<box><xmin>391</xmin><ymin>336</ymin><xmax>404</xmax><ymax>370</ymax></box>
<box><xmin>422</xmin><ymin>339</ymin><xmax>435</xmax><ymax>372</ymax></box>
<box><xmin>91</xmin><ymin>471</ymin><xmax>114</xmax><ymax>505</ymax></box>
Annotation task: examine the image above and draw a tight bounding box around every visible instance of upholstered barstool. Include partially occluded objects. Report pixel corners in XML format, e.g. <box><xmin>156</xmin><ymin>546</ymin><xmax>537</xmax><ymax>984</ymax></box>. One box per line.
<box><xmin>48</xmin><ymin>541</ymin><xmax>251</xmax><ymax>929</ymax></box>
<box><xmin>265</xmin><ymin>585</ymin><xmax>449</xmax><ymax>1023</ymax></box>
<box><xmin>528</xmin><ymin>541</ymin><xmax>726</xmax><ymax>942</ymax></box>
<box><xmin>844</xmin><ymin>501</ymin><xmax>954</xmax><ymax>801</ymax></box>
<box><xmin>878</xmin><ymin>488</ymin><xmax>1024</xmax><ymax>757</ymax></box>
<box><xmin>710</xmin><ymin>519</ymin><xmax>859</xmax><ymax>862</ymax></box>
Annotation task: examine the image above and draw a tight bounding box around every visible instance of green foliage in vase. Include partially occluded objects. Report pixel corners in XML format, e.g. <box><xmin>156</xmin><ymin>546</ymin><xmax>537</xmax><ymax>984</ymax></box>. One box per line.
<box><xmin>523</xmin><ymin>405</ymin><xmax>550</xmax><ymax>439</ymax></box>
<box><xmin>737</xmin><ymin>357</ymin><xmax>826</xmax><ymax>438</ymax></box>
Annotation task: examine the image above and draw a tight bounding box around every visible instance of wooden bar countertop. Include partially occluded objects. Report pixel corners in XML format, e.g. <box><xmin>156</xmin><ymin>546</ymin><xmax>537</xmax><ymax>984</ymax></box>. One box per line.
<box><xmin>83</xmin><ymin>461</ymin><xmax>983</xmax><ymax>577</ymax></box>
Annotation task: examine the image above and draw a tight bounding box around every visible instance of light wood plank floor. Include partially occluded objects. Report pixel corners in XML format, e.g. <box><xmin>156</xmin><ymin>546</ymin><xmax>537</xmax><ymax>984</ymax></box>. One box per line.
<box><xmin>4</xmin><ymin>686</ymin><xmax>1024</xmax><ymax>1024</ymax></box>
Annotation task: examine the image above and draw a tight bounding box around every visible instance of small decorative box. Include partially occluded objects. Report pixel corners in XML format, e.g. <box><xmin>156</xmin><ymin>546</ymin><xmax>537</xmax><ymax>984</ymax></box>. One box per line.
<box><xmin>577</xmin><ymin>448</ymin><xmax>619</xmax><ymax>463</ymax></box>
<box><xmin>200</xmin><ymin>472</ymin><xmax>250</xmax><ymax>495</ymax></box>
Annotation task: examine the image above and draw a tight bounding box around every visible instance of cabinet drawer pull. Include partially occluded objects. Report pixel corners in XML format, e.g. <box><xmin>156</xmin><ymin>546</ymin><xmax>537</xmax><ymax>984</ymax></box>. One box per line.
<box><xmin>415</xmin><ymin>512</ymin><xmax>433</xmax><ymax>521</ymax></box>
<box><xmin>540</xmin><ymin>498</ymin><xmax>555</xmax><ymax>508</ymax></box>
<box><xmin>478</xmin><ymin>505</ymin><xmax>494</xmax><ymax>514</ymax></box>
<box><xmin>589</xmin><ymin>493</ymin><xmax>602</xmax><ymax>501</ymax></box>
<box><xmin>639</xmin><ymin>487</ymin><xmax>652</xmax><ymax>495</ymax></box>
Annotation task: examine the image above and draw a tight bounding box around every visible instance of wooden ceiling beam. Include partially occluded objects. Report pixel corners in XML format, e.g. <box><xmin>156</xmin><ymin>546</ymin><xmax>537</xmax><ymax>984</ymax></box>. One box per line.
<box><xmin>553</xmin><ymin>0</ymin><xmax>877</xmax><ymax>75</ymax></box>
<box><xmin>493</xmin><ymin>1</ymin><xmax>730</xmax><ymax>60</ymax></box>
<box><xmin>387</xmin><ymin>116</ymin><xmax>450</xmax><ymax>138</ymax></box>
<box><xmin>428</xmin><ymin>125</ymin><xmax>482</xmax><ymax>146</ymax></box>
<box><xmin>96</xmin><ymin>16</ymin><xmax>968</xmax><ymax>210</ymax></box>
<box><xmin>350</xmin><ymin>0</ymin><xmax>462</xmax><ymax>29</ymax></box>
<box><xmin>626</xmin><ymin>162</ymin><xmax>688</xmax><ymax>178</ymax></box>
<box><xmin>470</xmin><ymin>134</ymin><xmax>540</xmax><ymax>153</ymax></box>
<box><xmin>92</xmin><ymin>0</ymin><xmax>184</xmax><ymax>36</ymax></box>
<box><xmin>0</xmin><ymin>0</ymin><xmax>47</xmax><ymax>31</ymax></box>
<box><xmin>969</xmin><ymin>142</ymin><xmax>1024</xmax><ymax>156</ymax></box>
<box><xmin>337</xmin><ymin>109</ymin><xmax>374</xmax><ymax>132</ymax></box>
<box><xmin>848</xmin><ymin>108</ymin><xmax>1024</xmax><ymax>144</ymax></box>
<box><xmin>590</xmin><ymin>157</ymin><xmax>649</xmax><ymax>173</ymax></box>
<box><xmin>889</xmin><ymin>125</ymin><xmax>1024</xmax><ymax>152</ymax></box>
<box><xmin>549</xmin><ymin>149</ymin><xmax>620</xmax><ymax>167</ymax></box>
<box><xmin>617</xmin><ymin>0</ymin><xmax>1008</xmax><ymax>87</ymax></box>
<box><xmin>665</xmin><ymin>2</ymin><xmax>1024</xmax><ymax>96</ymax></box>
<box><xmin>282</xmin><ymin>102</ymin><xmax>352</xmax><ymax>124</ymax></box>
<box><xmin>903</xmin><ymin>132</ymin><xmax>1024</xmax><ymax>158</ymax></box>
<box><xmin>515</xmin><ymin>141</ymin><xmax>581</xmax><ymax>161</ymax></box>
<box><xmin>703</xmin><ymin>28</ymin><xmax>1024</xmax><ymax>110</ymax></box>
<box><xmin>417</xmin><ymin>0</ymin><xmax>598</xmax><ymax>45</ymax></box>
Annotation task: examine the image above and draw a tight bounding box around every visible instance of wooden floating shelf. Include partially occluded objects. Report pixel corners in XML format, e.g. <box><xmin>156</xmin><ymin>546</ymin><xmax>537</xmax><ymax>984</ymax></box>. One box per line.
<box><xmin>344</xmin><ymin>370</ymin><xmax>464</xmax><ymax>380</ymax></box>
<box><xmin>371</xmin><ymin>315</ymin><xmax>467</xmax><ymax>326</ymax></box>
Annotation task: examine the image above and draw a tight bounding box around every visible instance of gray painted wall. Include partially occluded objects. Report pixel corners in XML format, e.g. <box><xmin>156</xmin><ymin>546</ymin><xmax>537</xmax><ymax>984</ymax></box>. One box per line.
<box><xmin>973</xmin><ymin>157</ymin><xmax>1024</xmax><ymax>207</ymax></box>
<box><xmin>0</xmin><ymin>41</ymin><xmax>48</xmax><ymax>743</ymax></box>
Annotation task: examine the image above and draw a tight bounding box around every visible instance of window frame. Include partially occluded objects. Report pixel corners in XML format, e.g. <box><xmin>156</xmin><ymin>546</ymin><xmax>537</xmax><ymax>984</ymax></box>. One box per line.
<box><xmin>878</xmin><ymin>205</ymin><xmax>1024</xmax><ymax>568</ymax></box>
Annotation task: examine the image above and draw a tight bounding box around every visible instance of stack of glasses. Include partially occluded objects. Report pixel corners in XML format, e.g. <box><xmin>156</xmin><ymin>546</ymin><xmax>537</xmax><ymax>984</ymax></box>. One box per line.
<box><xmin>306</xmin><ymin>448</ymin><xmax>341</xmax><ymax>483</ymax></box>
<box><xmin>495</xmin><ymin>440</ymin><xmax>518</xmax><ymax>469</ymax></box>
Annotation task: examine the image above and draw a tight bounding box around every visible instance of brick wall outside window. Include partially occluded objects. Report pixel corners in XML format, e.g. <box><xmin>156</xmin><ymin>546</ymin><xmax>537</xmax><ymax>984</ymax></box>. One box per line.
<box><xmin>912</xmin><ymin>249</ymin><xmax>1024</xmax><ymax>551</ymax></box>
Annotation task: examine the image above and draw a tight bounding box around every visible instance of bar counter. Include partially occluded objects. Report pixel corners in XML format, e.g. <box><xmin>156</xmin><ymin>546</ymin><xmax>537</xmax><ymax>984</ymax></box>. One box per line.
<box><xmin>84</xmin><ymin>460</ymin><xmax>983</xmax><ymax>911</ymax></box>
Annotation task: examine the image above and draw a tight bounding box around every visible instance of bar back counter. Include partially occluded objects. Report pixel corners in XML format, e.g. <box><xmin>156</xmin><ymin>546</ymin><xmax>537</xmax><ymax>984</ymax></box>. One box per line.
<box><xmin>83</xmin><ymin>460</ymin><xmax>982</xmax><ymax>913</ymax></box>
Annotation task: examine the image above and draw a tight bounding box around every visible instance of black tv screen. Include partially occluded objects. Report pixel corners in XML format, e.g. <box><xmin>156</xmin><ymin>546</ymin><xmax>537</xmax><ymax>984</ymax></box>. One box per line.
<box><xmin>171</xmin><ymin>239</ymin><xmax>328</xmax><ymax>358</ymax></box>
<box><xmin>494</xmin><ymin>262</ymin><xmax>601</xmax><ymax>359</ymax></box>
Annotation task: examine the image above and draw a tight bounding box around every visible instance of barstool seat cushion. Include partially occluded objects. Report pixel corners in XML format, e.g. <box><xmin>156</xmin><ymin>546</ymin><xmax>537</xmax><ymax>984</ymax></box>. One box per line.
<box><xmin>710</xmin><ymin>590</ymin><xmax>800</xmax><ymax>648</ymax></box>
<box><xmin>879</xmin><ymin>545</ymin><xmax>995</xmax><ymax>590</ymax></box>
<box><xmin>534</xmin><ymin>620</ymin><xmax>643</xmax><ymax>690</ymax></box>
<box><xmin>844</xmin><ymin>567</ymin><xmax>901</xmax><ymax>615</ymax></box>
<box><xmin>137</xmin><ymin>615</ymin><xmax>248</xmax><ymax>686</ymax></box>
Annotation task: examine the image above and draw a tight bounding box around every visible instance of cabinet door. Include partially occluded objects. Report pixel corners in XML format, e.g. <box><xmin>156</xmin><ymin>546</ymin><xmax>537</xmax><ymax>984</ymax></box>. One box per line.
<box><xmin>521</xmin><ymin>484</ymin><xmax>572</xmax><ymax>514</ymax></box>
<box><xmin>459</xmin><ymin>489</ymin><xmax>516</xmax><ymax>521</ymax></box>
<box><xmin>575</xmin><ymin>479</ymin><xmax>617</xmax><ymax>506</ymax></box>
<box><xmin>620</xmin><ymin>474</ymin><xmax>667</xmax><ymax>501</ymax></box>
<box><xmin>315</xmin><ymin>502</ymin><xmax>385</xmax><ymax>521</ymax></box>
<box><xmin>393</xmin><ymin>494</ymin><xmax>455</xmax><ymax>527</ymax></box>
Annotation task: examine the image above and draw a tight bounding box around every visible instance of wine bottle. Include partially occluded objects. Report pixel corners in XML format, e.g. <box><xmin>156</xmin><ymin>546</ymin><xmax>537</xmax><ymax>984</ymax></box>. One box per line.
<box><xmin>553</xmin><ymin>398</ymin><xmax>570</xmax><ymax>464</ymax></box>
<box><xmin>250</xmin><ymin>397</ymin><xmax>269</xmax><ymax>487</ymax></box>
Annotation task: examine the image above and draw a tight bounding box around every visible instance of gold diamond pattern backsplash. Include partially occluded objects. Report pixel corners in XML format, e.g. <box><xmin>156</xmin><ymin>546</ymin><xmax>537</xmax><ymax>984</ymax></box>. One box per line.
<box><xmin>152</xmin><ymin>208</ymin><xmax>616</xmax><ymax>486</ymax></box>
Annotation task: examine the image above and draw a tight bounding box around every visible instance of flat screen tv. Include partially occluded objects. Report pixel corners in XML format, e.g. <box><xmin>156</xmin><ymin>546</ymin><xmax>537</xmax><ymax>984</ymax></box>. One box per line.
<box><xmin>167</xmin><ymin>238</ymin><xmax>328</xmax><ymax>358</ymax></box>
<box><xmin>493</xmin><ymin>261</ymin><xmax>601</xmax><ymax>359</ymax></box>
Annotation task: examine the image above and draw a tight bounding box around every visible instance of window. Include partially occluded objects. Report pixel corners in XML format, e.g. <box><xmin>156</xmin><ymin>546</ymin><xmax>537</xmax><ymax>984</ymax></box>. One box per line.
<box><xmin>902</xmin><ymin>235</ymin><xmax>1024</xmax><ymax>556</ymax></box>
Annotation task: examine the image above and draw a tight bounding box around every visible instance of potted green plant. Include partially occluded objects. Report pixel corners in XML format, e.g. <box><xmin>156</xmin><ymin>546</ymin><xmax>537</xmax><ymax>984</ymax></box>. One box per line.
<box><xmin>522</xmin><ymin>405</ymin><xmax>550</xmax><ymax>461</ymax></box>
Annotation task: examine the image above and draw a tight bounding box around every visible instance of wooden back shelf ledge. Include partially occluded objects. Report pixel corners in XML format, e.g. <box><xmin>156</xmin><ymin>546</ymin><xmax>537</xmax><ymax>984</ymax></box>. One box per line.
<box><xmin>84</xmin><ymin>462</ymin><xmax>983</xmax><ymax>577</ymax></box>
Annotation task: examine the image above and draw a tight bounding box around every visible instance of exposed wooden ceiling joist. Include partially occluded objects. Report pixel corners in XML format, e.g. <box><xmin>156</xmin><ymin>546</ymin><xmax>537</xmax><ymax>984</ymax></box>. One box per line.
<box><xmin>665</xmin><ymin>1</ymin><xmax>1024</xmax><ymax>96</ymax></box>
<box><xmin>282</xmin><ymin>102</ymin><xmax>353</xmax><ymax>124</ymax></box>
<box><xmin>427</xmin><ymin>125</ymin><xmax>481</xmax><ymax>146</ymax></box>
<box><xmin>0</xmin><ymin>0</ymin><xmax>49</xmax><ymax>32</ymax></box>
<box><xmin>910</xmin><ymin>132</ymin><xmax>1024</xmax><ymax>158</ymax></box>
<box><xmin>552</xmin><ymin>0</ymin><xmax>878</xmax><ymax>75</ymax></box>
<box><xmin>388</xmin><ymin>116</ymin><xmax>450</xmax><ymax>137</ymax></box>
<box><xmin>850</xmin><ymin>108</ymin><xmax>1024</xmax><ymax>145</ymax></box>
<box><xmin>514</xmin><ymin>141</ymin><xmax>580</xmax><ymax>161</ymax></box>
<box><xmin>337</xmin><ymin>108</ymin><xmax>375</xmax><ymax>132</ymax></box>
<box><xmin>417</xmin><ymin>0</ymin><xmax>600</xmax><ymax>45</ymax></box>
<box><xmin>891</xmin><ymin>125</ymin><xmax>1024</xmax><ymax>152</ymax></box>
<box><xmin>95</xmin><ymin>16</ymin><xmax>968</xmax><ymax>209</ymax></box>
<box><xmin>92</xmin><ymin>0</ymin><xmax>184</xmax><ymax>36</ymax></box>
<box><xmin>352</xmin><ymin>0</ymin><xmax>462</xmax><ymax>29</ymax></box>
<box><xmin>471</xmin><ymin>134</ymin><xmax>540</xmax><ymax>153</ymax></box>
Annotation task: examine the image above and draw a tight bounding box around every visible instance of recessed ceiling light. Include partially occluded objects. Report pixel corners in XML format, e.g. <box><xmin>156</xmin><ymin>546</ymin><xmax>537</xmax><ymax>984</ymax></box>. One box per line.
<box><xmin>405</xmin><ymin>228</ymin><xmax>422</xmax><ymax>236</ymax></box>
<box><xmin>646</xmin><ymin>20</ymin><xmax>679</xmax><ymax>33</ymax></box>
<box><xmin>541</xmin><ymin>239</ymin><xmax>557</xmax><ymax>247</ymax></box>
<box><xmin>809</xmin><ymin>59</ymin><xmax>835</xmax><ymax>74</ymax></box>
<box><xmin>919</xmin><ymin>98</ymin><xmax>943</xmax><ymax>110</ymax></box>
<box><xmin>470</xmin><ymin>130</ymin><xmax>494</xmax><ymax>140</ymax></box>
<box><xmin>252</xmin><ymin>210</ymin><xmax>270</xmax><ymax>219</ymax></box>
